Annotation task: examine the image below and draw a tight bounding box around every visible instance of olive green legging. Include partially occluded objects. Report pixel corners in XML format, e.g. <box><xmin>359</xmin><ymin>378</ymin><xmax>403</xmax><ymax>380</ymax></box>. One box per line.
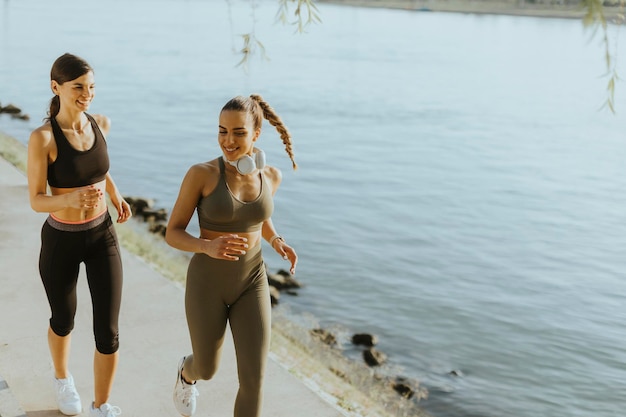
<box><xmin>182</xmin><ymin>243</ymin><xmax>271</xmax><ymax>417</ymax></box>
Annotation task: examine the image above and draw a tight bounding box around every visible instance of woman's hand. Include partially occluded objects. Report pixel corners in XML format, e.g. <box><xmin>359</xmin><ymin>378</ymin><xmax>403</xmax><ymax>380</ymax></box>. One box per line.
<box><xmin>105</xmin><ymin>173</ymin><xmax>131</xmax><ymax>223</ymax></box>
<box><xmin>66</xmin><ymin>186</ymin><xmax>103</xmax><ymax>210</ymax></box>
<box><xmin>200</xmin><ymin>234</ymin><xmax>249</xmax><ymax>261</ymax></box>
<box><xmin>273</xmin><ymin>239</ymin><xmax>298</xmax><ymax>275</ymax></box>
<box><xmin>109</xmin><ymin>192</ymin><xmax>132</xmax><ymax>223</ymax></box>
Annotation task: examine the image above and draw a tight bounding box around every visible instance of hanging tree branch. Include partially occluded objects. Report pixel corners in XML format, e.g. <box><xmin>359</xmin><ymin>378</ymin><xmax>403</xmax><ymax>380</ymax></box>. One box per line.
<box><xmin>276</xmin><ymin>0</ymin><xmax>322</xmax><ymax>33</ymax></box>
<box><xmin>229</xmin><ymin>0</ymin><xmax>321</xmax><ymax>71</ymax></box>
<box><xmin>581</xmin><ymin>0</ymin><xmax>625</xmax><ymax>113</ymax></box>
<box><xmin>236</xmin><ymin>33</ymin><xmax>268</xmax><ymax>72</ymax></box>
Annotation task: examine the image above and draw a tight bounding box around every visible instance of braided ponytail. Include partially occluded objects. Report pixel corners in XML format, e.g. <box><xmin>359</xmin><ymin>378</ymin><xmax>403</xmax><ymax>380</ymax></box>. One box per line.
<box><xmin>250</xmin><ymin>95</ymin><xmax>298</xmax><ymax>170</ymax></box>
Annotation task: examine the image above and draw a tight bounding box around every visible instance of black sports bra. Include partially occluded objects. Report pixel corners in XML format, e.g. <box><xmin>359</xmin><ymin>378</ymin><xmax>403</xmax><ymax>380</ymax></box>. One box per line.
<box><xmin>48</xmin><ymin>113</ymin><xmax>110</xmax><ymax>188</ymax></box>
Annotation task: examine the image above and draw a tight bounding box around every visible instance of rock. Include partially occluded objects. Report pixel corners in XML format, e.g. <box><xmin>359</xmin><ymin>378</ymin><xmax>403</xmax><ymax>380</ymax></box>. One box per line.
<box><xmin>267</xmin><ymin>271</ymin><xmax>301</xmax><ymax>290</ymax></box>
<box><xmin>266</xmin><ymin>273</ymin><xmax>285</xmax><ymax>289</ymax></box>
<box><xmin>140</xmin><ymin>208</ymin><xmax>168</xmax><ymax>222</ymax></box>
<box><xmin>124</xmin><ymin>196</ymin><xmax>154</xmax><ymax>215</ymax></box>
<box><xmin>363</xmin><ymin>348</ymin><xmax>387</xmax><ymax>367</ymax></box>
<box><xmin>310</xmin><ymin>328</ymin><xmax>337</xmax><ymax>346</ymax></box>
<box><xmin>351</xmin><ymin>333</ymin><xmax>378</xmax><ymax>347</ymax></box>
<box><xmin>149</xmin><ymin>223</ymin><xmax>167</xmax><ymax>237</ymax></box>
<box><xmin>11</xmin><ymin>113</ymin><xmax>30</xmax><ymax>121</ymax></box>
<box><xmin>392</xmin><ymin>376</ymin><xmax>428</xmax><ymax>401</ymax></box>
<box><xmin>0</xmin><ymin>103</ymin><xmax>21</xmax><ymax>114</ymax></box>
<box><xmin>392</xmin><ymin>380</ymin><xmax>415</xmax><ymax>399</ymax></box>
<box><xmin>0</xmin><ymin>103</ymin><xmax>30</xmax><ymax>121</ymax></box>
<box><xmin>276</xmin><ymin>269</ymin><xmax>291</xmax><ymax>277</ymax></box>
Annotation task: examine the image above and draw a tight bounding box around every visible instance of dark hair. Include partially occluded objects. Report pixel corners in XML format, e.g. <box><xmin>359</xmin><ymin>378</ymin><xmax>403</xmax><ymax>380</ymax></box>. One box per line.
<box><xmin>221</xmin><ymin>95</ymin><xmax>297</xmax><ymax>170</ymax></box>
<box><xmin>46</xmin><ymin>53</ymin><xmax>93</xmax><ymax>120</ymax></box>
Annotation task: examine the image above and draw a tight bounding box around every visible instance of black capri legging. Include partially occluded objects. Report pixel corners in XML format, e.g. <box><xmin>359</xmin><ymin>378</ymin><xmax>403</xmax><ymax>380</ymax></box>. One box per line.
<box><xmin>39</xmin><ymin>211</ymin><xmax>123</xmax><ymax>354</ymax></box>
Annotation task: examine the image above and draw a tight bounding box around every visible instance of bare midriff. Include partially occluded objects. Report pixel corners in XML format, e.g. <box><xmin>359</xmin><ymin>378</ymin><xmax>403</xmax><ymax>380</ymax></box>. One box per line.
<box><xmin>200</xmin><ymin>228</ymin><xmax>262</xmax><ymax>250</ymax></box>
<box><xmin>50</xmin><ymin>179</ymin><xmax>108</xmax><ymax>223</ymax></box>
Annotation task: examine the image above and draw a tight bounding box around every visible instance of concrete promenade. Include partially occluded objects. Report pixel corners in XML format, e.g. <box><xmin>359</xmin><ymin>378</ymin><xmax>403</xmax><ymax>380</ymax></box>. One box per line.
<box><xmin>0</xmin><ymin>155</ymin><xmax>345</xmax><ymax>417</ymax></box>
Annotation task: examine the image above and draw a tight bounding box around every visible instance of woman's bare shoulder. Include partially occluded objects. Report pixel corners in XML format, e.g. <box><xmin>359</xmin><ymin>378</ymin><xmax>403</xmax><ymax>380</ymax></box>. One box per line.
<box><xmin>264</xmin><ymin>165</ymin><xmax>282</xmax><ymax>180</ymax></box>
<box><xmin>29</xmin><ymin>121</ymin><xmax>53</xmax><ymax>146</ymax></box>
<box><xmin>189</xmin><ymin>158</ymin><xmax>220</xmax><ymax>176</ymax></box>
<box><xmin>183</xmin><ymin>158</ymin><xmax>222</xmax><ymax>195</ymax></box>
<box><xmin>89</xmin><ymin>114</ymin><xmax>111</xmax><ymax>135</ymax></box>
<box><xmin>262</xmin><ymin>165</ymin><xmax>282</xmax><ymax>193</ymax></box>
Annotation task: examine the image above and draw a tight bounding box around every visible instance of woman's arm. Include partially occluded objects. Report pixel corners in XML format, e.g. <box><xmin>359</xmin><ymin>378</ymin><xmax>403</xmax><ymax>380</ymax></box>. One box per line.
<box><xmin>105</xmin><ymin>172</ymin><xmax>131</xmax><ymax>223</ymax></box>
<box><xmin>165</xmin><ymin>165</ymin><xmax>213</xmax><ymax>253</ymax></box>
<box><xmin>262</xmin><ymin>217</ymin><xmax>280</xmax><ymax>244</ymax></box>
<box><xmin>261</xmin><ymin>165</ymin><xmax>297</xmax><ymax>273</ymax></box>
<box><xmin>92</xmin><ymin>114</ymin><xmax>130</xmax><ymax>223</ymax></box>
<box><xmin>27</xmin><ymin>127</ymin><xmax>88</xmax><ymax>213</ymax></box>
<box><xmin>262</xmin><ymin>217</ymin><xmax>297</xmax><ymax>274</ymax></box>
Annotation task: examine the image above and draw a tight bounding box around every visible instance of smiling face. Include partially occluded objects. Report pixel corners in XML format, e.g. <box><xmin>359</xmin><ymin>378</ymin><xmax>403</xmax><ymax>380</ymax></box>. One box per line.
<box><xmin>52</xmin><ymin>71</ymin><xmax>95</xmax><ymax>113</ymax></box>
<box><xmin>218</xmin><ymin>110</ymin><xmax>260</xmax><ymax>161</ymax></box>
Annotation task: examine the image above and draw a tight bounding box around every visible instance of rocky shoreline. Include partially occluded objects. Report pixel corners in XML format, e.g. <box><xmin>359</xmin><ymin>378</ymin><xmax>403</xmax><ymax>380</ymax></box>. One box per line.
<box><xmin>319</xmin><ymin>0</ymin><xmax>625</xmax><ymax>22</ymax></box>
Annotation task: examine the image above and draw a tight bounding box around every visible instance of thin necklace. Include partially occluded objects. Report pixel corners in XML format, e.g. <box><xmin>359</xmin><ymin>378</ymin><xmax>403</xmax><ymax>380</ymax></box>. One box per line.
<box><xmin>59</xmin><ymin>117</ymin><xmax>90</xmax><ymax>134</ymax></box>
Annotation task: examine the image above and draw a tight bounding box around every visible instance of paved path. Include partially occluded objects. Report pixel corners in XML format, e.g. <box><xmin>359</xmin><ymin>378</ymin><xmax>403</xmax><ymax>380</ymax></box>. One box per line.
<box><xmin>0</xmin><ymin>156</ymin><xmax>345</xmax><ymax>417</ymax></box>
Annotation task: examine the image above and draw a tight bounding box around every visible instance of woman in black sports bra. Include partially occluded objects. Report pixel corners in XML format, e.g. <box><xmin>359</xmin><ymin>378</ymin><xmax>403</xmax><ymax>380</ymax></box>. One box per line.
<box><xmin>27</xmin><ymin>53</ymin><xmax>131</xmax><ymax>417</ymax></box>
<box><xmin>165</xmin><ymin>95</ymin><xmax>298</xmax><ymax>417</ymax></box>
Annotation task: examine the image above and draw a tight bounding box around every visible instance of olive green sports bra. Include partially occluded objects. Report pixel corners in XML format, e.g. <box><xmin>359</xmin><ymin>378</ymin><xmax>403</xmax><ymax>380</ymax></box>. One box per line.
<box><xmin>197</xmin><ymin>157</ymin><xmax>273</xmax><ymax>232</ymax></box>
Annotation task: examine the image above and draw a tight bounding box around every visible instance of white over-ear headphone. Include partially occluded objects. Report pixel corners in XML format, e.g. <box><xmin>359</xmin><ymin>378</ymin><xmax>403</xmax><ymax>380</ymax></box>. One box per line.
<box><xmin>226</xmin><ymin>149</ymin><xmax>266</xmax><ymax>175</ymax></box>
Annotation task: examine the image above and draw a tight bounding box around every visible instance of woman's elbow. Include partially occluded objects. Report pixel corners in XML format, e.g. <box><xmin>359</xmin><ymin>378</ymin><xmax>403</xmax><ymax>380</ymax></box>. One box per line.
<box><xmin>164</xmin><ymin>227</ymin><xmax>176</xmax><ymax>247</ymax></box>
<box><xmin>29</xmin><ymin>198</ymin><xmax>44</xmax><ymax>213</ymax></box>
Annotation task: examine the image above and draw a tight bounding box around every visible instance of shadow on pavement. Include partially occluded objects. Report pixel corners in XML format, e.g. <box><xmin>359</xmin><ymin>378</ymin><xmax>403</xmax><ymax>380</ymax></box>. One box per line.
<box><xmin>27</xmin><ymin>410</ymin><xmax>63</xmax><ymax>417</ymax></box>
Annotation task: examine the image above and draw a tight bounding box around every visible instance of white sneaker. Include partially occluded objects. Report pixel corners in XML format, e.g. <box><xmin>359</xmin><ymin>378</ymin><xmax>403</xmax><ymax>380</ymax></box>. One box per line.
<box><xmin>53</xmin><ymin>373</ymin><xmax>82</xmax><ymax>415</ymax></box>
<box><xmin>89</xmin><ymin>402</ymin><xmax>122</xmax><ymax>417</ymax></box>
<box><xmin>173</xmin><ymin>356</ymin><xmax>198</xmax><ymax>417</ymax></box>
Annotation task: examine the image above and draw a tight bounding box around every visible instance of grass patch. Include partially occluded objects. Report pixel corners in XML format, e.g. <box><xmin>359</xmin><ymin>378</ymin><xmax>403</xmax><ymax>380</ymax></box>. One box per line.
<box><xmin>0</xmin><ymin>131</ymin><xmax>27</xmax><ymax>172</ymax></box>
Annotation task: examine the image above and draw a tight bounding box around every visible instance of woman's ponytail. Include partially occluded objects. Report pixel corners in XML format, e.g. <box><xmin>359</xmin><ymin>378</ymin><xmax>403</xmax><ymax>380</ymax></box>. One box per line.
<box><xmin>47</xmin><ymin>95</ymin><xmax>60</xmax><ymax>121</ymax></box>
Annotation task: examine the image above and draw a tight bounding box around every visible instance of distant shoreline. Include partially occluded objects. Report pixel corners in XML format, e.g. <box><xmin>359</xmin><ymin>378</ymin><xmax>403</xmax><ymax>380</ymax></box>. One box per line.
<box><xmin>318</xmin><ymin>0</ymin><xmax>625</xmax><ymax>22</ymax></box>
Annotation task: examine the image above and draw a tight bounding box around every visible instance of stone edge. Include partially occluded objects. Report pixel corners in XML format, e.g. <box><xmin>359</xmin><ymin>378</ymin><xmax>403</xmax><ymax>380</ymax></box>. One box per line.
<box><xmin>0</xmin><ymin>375</ymin><xmax>27</xmax><ymax>417</ymax></box>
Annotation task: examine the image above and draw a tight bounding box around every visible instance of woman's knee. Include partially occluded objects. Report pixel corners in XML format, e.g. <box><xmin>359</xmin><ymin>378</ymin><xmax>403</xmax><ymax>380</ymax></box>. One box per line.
<box><xmin>49</xmin><ymin>317</ymin><xmax>74</xmax><ymax>337</ymax></box>
<box><xmin>45</xmin><ymin>285</ymin><xmax>78</xmax><ymax>337</ymax></box>
<box><xmin>194</xmin><ymin>367</ymin><xmax>218</xmax><ymax>381</ymax></box>
<box><xmin>188</xmin><ymin>356</ymin><xmax>219</xmax><ymax>381</ymax></box>
<box><xmin>94</xmin><ymin>326</ymin><xmax>119</xmax><ymax>354</ymax></box>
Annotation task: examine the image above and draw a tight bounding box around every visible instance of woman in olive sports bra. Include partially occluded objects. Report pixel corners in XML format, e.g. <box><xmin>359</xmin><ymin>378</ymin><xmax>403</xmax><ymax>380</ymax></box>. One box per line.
<box><xmin>165</xmin><ymin>95</ymin><xmax>298</xmax><ymax>417</ymax></box>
